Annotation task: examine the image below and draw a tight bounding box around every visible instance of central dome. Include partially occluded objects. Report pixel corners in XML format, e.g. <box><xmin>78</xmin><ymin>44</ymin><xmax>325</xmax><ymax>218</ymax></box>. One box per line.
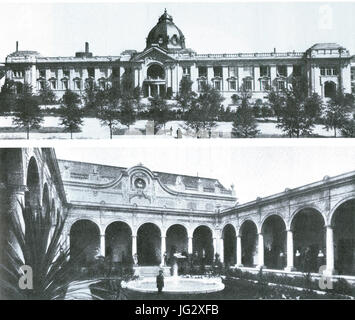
<box><xmin>145</xmin><ymin>9</ymin><xmax>186</xmax><ymax>51</ymax></box>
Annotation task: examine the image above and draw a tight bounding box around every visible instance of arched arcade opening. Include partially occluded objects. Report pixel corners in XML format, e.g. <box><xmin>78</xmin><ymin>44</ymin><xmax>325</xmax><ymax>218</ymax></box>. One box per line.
<box><xmin>105</xmin><ymin>221</ymin><xmax>132</xmax><ymax>265</ymax></box>
<box><xmin>166</xmin><ymin>224</ymin><xmax>188</xmax><ymax>264</ymax></box>
<box><xmin>70</xmin><ymin>220</ymin><xmax>100</xmax><ymax>266</ymax></box>
<box><xmin>223</xmin><ymin>224</ymin><xmax>236</xmax><ymax>266</ymax></box>
<box><xmin>262</xmin><ymin>215</ymin><xmax>286</xmax><ymax>269</ymax></box>
<box><xmin>240</xmin><ymin>220</ymin><xmax>258</xmax><ymax>267</ymax></box>
<box><xmin>193</xmin><ymin>226</ymin><xmax>214</xmax><ymax>264</ymax></box>
<box><xmin>332</xmin><ymin>199</ymin><xmax>355</xmax><ymax>275</ymax></box>
<box><xmin>137</xmin><ymin>223</ymin><xmax>161</xmax><ymax>265</ymax></box>
<box><xmin>292</xmin><ymin>208</ymin><xmax>325</xmax><ymax>273</ymax></box>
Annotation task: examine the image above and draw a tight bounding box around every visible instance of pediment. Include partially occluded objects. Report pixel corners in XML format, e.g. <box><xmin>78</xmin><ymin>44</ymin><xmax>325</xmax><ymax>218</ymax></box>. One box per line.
<box><xmin>131</xmin><ymin>47</ymin><xmax>176</xmax><ymax>63</ymax></box>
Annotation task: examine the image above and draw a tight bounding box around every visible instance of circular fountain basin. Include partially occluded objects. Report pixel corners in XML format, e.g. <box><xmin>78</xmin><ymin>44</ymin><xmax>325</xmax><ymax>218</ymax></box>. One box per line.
<box><xmin>122</xmin><ymin>276</ymin><xmax>225</xmax><ymax>294</ymax></box>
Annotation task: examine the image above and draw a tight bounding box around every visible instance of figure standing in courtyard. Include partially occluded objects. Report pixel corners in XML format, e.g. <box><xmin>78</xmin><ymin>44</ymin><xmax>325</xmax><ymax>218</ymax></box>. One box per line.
<box><xmin>156</xmin><ymin>269</ymin><xmax>164</xmax><ymax>294</ymax></box>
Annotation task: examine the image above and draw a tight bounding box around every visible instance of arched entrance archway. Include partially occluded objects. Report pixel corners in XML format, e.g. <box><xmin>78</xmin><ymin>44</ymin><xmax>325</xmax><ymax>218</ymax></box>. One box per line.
<box><xmin>324</xmin><ymin>81</ymin><xmax>336</xmax><ymax>98</ymax></box>
<box><xmin>223</xmin><ymin>224</ymin><xmax>236</xmax><ymax>266</ymax></box>
<box><xmin>137</xmin><ymin>223</ymin><xmax>161</xmax><ymax>265</ymax></box>
<box><xmin>332</xmin><ymin>199</ymin><xmax>355</xmax><ymax>275</ymax></box>
<box><xmin>292</xmin><ymin>208</ymin><xmax>325</xmax><ymax>272</ymax></box>
<box><xmin>70</xmin><ymin>220</ymin><xmax>100</xmax><ymax>266</ymax></box>
<box><xmin>262</xmin><ymin>215</ymin><xmax>286</xmax><ymax>269</ymax></box>
<box><xmin>26</xmin><ymin>157</ymin><xmax>40</xmax><ymax>209</ymax></box>
<box><xmin>105</xmin><ymin>221</ymin><xmax>132</xmax><ymax>266</ymax></box>
<box><xmin>147</xmin><ymin>64</ymin><xmax>165</xmax><ymax>79</ymax></box>
<box><xmin>193</xmin><ymin>226</ymin><xmax>214</xmax><ymax>264</ymax></box>
<box><xmin>166</xmin><ymin>224</ymin><xmax>188</xmax><ymax>265</ymax></box>
<box><xmin>240</xmin><ymin>220</ymin><xmax>258</xmax><ymax>267</ymax></box>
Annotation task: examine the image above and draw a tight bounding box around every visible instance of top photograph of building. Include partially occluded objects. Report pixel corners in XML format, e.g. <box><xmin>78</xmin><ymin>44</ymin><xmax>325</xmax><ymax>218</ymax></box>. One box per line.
<box><xmin>0</xmin><ymin>3</ymin><xmax>354</xmax><ymax>139</ymax></box>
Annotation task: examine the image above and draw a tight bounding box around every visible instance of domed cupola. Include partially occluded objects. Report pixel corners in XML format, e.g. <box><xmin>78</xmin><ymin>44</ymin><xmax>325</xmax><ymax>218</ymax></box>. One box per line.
<box><xmin>145</xmin><ymin>9</ymin><xmax>186</xmax><ymax>52</ymax></box>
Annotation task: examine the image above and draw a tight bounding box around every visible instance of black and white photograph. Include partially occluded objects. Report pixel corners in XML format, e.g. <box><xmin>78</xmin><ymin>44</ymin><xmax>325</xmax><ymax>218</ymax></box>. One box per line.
<box><xmin>0</xmin><ymin>2</ymin><xmax>354</xmax><ymax>139</ymax></box>
<box><xmin>0</xmin><ymin>141</ymin><xmax>354</xmax><ymax>302</ymax></box>
<box><xmin>0</xmin><ymin>0</ymin><xmax>354</xmax><ymax>308</ymax></box>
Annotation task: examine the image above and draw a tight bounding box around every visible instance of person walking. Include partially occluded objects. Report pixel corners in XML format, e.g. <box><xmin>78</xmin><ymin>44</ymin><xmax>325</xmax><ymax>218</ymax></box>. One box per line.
<box><xmin>156</xmin><ymin>269</ymin><xmax>165</xmax><ymax>294</ymax></box>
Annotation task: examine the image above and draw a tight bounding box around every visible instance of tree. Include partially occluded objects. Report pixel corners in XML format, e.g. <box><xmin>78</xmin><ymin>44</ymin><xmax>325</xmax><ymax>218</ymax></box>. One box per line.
<box><xmin>0</xmin><ymin>197</ymin><xmax>98</xmax><ymax>299</ymax></box>
<box><xmin>147</xmin><ymin>95</ymin><xmax>170</xmax><ymax>134</ymax></box>
<box><xmin>37</xmin><ymin>82</ymin><xmax>57</xmax><ymax>105</ymax></box>
<box><xmin>268</xmin><ymin>77</ymin><xmax>322</xmax><ymax>137</ymax></box>
<box><xmin>185</xmin><ymin>82</ymin><xmax>224</xmax><ymax>136</ymax></box>
<box><xmin>96</xmin><ymin>85</ymin><xmax>120</xmax><ymax>139</ymax></box>
<box><xmin>119</xmin><ymin>99</ymin><xmax>136</xmax><ymax>130</ymax></box>
<box><xmin>323</xmin><ymin>88</ymin><xmax>354</xmax><ymax>137</ymax></box>
<box><xmin>232</xmin><ymin>89</ymin><xmax>260</xmax><ymax>138</ymax></box>
<box><xmin>340</xmin><ymin>115</ymin><xmax>355</xmax><ymax>137</ymax></box>
<box><xmin>12</xmin><ymin>84</ymin><xmax>44</xmax><ymax>139</ymax></box>
<box><xmin>176</xmin><ymin>76</ymin><xmax>197</xmax><ymax>117</ymax></box>
<box><xmin>0</xmin><ymin>79</ymin><xmax>17</xmax><ymax>114</ymax></box>
<box><xmin>58</xmin><ymin>90</ymin><xmax>83</xmax><ymax>139</ymax></box>
<box><xmin>82</xmin><ymin>81</ymin><xmax>100</xmax><ymax>114</ymax></box>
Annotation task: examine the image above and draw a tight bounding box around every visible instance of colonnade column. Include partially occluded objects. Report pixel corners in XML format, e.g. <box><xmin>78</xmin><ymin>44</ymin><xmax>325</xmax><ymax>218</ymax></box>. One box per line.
<box><xmin>132</xmin><ymin>235</ymin><xmax>137</xmax><ymax>256</ymax></box>
<box><xmin>285</xmin><ymin>229</ymin><xmax>295</xmax><ymax>271</ymax></box>
<box><xmin>213</xmin><ymin>237</ymin><xmax>217</xmax><ymax>259</ymax></box>
<box><xmin>188</xmin><ymin>236</ymin><xmax>193</xmax><ymax>255</ymax></box>
<box><xmin>257</xmin><ymin>232</ymin><xmax>264</xmax><ymax>269</ymax></box>
<box><xmin>219</xmin><ymin>237</ymin><xmax>224</xmax><ymax>263</ymax></box>
<box><xmin>236</xmin><ymin>234</ymin><xmax>243</xmax><ymax>267</ymax></box>
<box><xmin>100</xmin><ymin>233</ymin><xmax>105</xmax><ymax>257</ymax></box>
<box><xmin>160</xmin><ymin>236</ymin><xmax>166</xmax><ymax>266</ymax></box>
<box><xmin>325</xmin><ymin>225</ymin><xmax>335</xmax><ymax>275</ymax></box>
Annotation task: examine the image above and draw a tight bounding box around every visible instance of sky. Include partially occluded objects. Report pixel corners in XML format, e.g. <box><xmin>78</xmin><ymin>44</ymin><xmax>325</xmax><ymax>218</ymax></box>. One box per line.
<box><xmin>54</xmin><ymin>139</ymin><xmax>355</xmax><ymax>204</ymax></box>
<box><xmin>1</xmin><ymin>1</ymin><xmax>355</xmax><ymax>62</ymax></box>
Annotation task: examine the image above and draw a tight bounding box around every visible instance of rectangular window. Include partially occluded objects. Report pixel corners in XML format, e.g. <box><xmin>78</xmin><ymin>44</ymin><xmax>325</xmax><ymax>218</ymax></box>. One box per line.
<box><xmin>332</xmin><ymin>68</ymin><xmax>338</xmax><ymax>76</ymax></box>
<box><xmin>293</xmin><ymin>65</ymin><xmax>302</xmax><ymax>77</ymax></box>
<box><xmin>88</xmin><ymin>68</ymin><xmax>95</xmax><ymax>78</ymax></box>
<box><xmin>261</xmin><ymin>79</ymin><xmax>270</xmax><ymax>91</ymax></box>
<box><xmin>243</xmin><ymin>66</ymin><xmax>253</xmax><ymax>76</ymax></box>
<box><xmin>213</xmin><ymin>66</ymin><xmax>222</xmax><ymax>78</ymax></box>
<box><xmin>39</xmin><ymin>69</ymin><xmax>46</xmax><ymax>78</ymax></box>
<box><xmin>229</xmin><ymin>80</ymin><xmax>236</xmax><ymax>90</ymax></box>
<box><xmin>63</xmin><ymin>69</ymin><xmax>70</xmax><ymax>78</ymax></box>
<box><xmin>326</xmin><ymin>68</ymin><xmax>332</xmax><ymax>76</ymax></box>
<box><xmin>277</xmin><ymin>65</ymin><xmax>287</xmax><ymax>77</ymax></box>
<box><xmin>229</xmin><ymin>66</ymin><xmax>238</xmax><ymax>78</ymax></box>
<box><xmin>13</xmin><ymin>70</ymin><xmax>24</xmax><ymax>78</ymax></box>
<box><xmin>244</xmin><ymin>79</ymin><xmax>252</xmax><ymax>91</ymax></box>
<box><xmin>277</xmin><ymin>80</ymin><xmax>285</xmax><ymax>91</ymax></box>
<box><xmin>198</xmin><ymin>66</ymin><xmax>207</xmax><ymax>78</ymax></box>
<box><xmin>198</xmin><ymin>80</ymin><xmax>206</xmax><ymax>91</ymax></box>
<box><xmin>50</xmin><ymin>80</ymin><xmax>57</xmax><ymax>90</ymax></box>
<box><xmin>183</xmin><ymin>67</ymin><xmax>191</xmax><ymax>75</ymax></box>
<box><xmin>62</xmin><ymin>80</ymin><xmax>68</xmax><ymax>90</ymax></box>
<box><xmin>74</xmin><ymin>80</ymin><xmax>81</xmax><ymax>90</ymax></box>
<box><xmin>260</xmin><ymin>66</ymin><xmax>270</xmax><ymax>77</ymax></box>
<box><xmin>39</xmin><ymin>81</ymin><xmax>45</xmax><ymax>90</ymax></box>
<box><xmin>214</xmin><ymin>81</ymin><xmax>221</xmax><ymax>91</ymax></box>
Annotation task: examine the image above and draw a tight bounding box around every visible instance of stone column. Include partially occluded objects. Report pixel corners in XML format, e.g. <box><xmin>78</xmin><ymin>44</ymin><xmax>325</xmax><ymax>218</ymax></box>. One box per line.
<box><xmin>134</xmin><ymin>68</ymin><xmax>139</xmax><ymax>88</ymax></box>
<box><xmin>236</xmin><ymin>235</ymin><xmax>243</xmax><ymax>267</ymax></box>
<box><xmin>132</xmin><ymin>235</ymin><xmax>137</xmax><ymax>255</ymax></box>
<box><xmin>207</xmin><ymin>66</ymin><xmax>214</xmax><ymax>84</ymax></box>
<box><xmin>188</xmin><ymin>236</ymin><xmax>193</xmax><ymax>254</ymax></box>
<box><xmin>213</xmin><ymin>237</ymin><xmax>217</xmax><ymax>258</ymax></box>
<box><xmin>257</xmin><ymin>233</ymin><xmax>264</xmax><ymax>268</ymax></box>
<box><xmin>100</xmin><ymin>234</ymin><xmax>105</xmax><ymax>257</ymax></box>
<box><xmin>219</xmin><ymin>237</ymin><xmax>224</xmax><ymax>263</ymax></box>
<box><xmin>160</xmin><ymin>236</ymin><xmax>166</xmax><ymax>266</ymax></box>
<box><xmin>285</xmin><ymin>229</ymin><xmax>295</xmax><ymax>271</ymax></box>
<box><xmin>325</xmin><ymin>226</ymin><xmax>335</xmax><ymax>275</ymax></box>
<box><xmin>222</xmin><ymin>66</ymin><xmax>228</xmax><ymax>91</ymax></box>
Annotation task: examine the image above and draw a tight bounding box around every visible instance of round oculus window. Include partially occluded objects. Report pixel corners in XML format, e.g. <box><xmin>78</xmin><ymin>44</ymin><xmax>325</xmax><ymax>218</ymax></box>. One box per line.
<box><xmin>134</xmin><ymin>178</ymin><xmax>146</xmax><ymax>189</ymax></box>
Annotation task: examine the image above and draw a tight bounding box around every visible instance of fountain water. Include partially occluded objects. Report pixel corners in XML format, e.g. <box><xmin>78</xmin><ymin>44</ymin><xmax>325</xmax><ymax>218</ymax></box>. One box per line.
<box><xmin>122</xmin><ymin>252</ymin><xmax>225</xmax><ymax>294</ymax></box>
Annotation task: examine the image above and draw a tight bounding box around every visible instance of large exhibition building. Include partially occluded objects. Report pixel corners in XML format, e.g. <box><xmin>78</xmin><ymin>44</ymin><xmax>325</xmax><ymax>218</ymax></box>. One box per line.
<box><xmin>3</xmin><ymin>10</ymin><xmax>355</xmax><ymax>104</ymax></box>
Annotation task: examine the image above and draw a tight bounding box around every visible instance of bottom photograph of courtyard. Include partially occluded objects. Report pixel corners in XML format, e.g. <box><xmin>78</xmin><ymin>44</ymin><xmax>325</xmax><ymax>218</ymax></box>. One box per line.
<box><xmin>0</xmin><ymin>142</ymin><xmax>354</xmax><ymax>300</ymax></box>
